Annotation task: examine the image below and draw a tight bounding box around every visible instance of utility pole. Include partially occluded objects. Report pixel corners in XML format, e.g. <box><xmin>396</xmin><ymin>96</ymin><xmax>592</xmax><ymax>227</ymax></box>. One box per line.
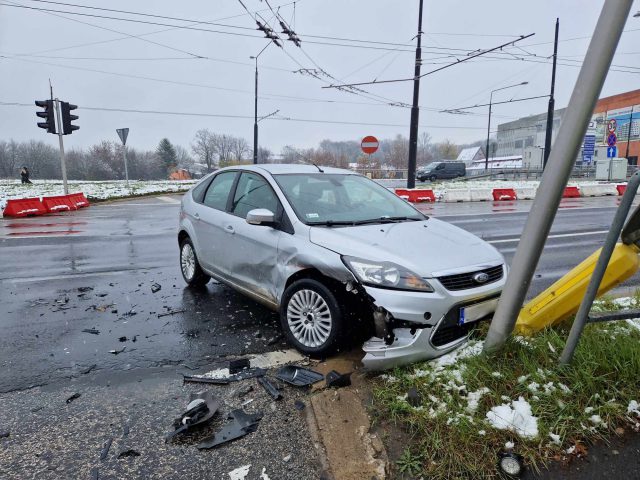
<box><xmin>53</xmin><ymin>98</ymin><xmax>69</xmax><ymax>195</ymax></box>
<box><xmin>116</xmin><ymin>128</ymin><xmax>130</xmax><ymax>185</ymax></box>
<box><xmin>407</xmin><ymin>0</ymin><xmax>424</xmax><ymax>189</ymax></box>
<box><xmin>625</xmin><ymin>105</ymin><xmax>634</xmax><ymax>159</ymax></box>
<box><xmin>251</xmin><ymin>43</ymin><xmax>271</xmax><ymax>165</ymax></box>
<box><xmin>484</xmin><ymin>0</ymin><xmax>633</xmax><ymax>353</ymax></box>
<box><xmin>543</xmin><ymin>18</ymin><xmax>559</xmax><ymax>169</ymax></box>
<box><xmin>485</xmin><ymin>82</ymin><xmax>528</xmax><ymax>170</ymax></box>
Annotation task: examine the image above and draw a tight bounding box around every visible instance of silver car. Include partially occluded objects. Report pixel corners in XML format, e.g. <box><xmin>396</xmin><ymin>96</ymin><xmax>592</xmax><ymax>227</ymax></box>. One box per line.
<box><xmin>178</xmin><ymin>164</ymin><xmax>506</xmax><ymax>369</ymax></box>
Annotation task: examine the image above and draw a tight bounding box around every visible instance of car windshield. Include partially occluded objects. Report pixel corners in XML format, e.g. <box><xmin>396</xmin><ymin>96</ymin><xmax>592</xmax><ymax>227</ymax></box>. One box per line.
<box><xmin>273</xmin><ymin>173</ymin><xmax>425</xmax><ymax>225</ymax></box>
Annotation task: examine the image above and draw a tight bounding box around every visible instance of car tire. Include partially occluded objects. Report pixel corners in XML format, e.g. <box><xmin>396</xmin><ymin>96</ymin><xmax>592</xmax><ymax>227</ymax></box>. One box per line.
<box><xmin>280</xmin><ymin>279</ymin><xmax>343</xmax><ymax>356</ymax></box>
<box><xmin>429</xmin><ymin>174</ymin><xmax>437</xmax><ymax>182</ymax></box>
<box><xmin>179</xmin><ymin>237</ymin><xmax>210</xmax><ymax>287</ymax></box>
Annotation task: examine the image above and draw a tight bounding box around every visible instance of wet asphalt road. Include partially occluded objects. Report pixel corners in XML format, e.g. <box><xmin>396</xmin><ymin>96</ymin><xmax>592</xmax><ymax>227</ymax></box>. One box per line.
<box><xmin>0</xmin><ymin>192</ymin><xmax>639</xmax><ymax>479</ymax></box>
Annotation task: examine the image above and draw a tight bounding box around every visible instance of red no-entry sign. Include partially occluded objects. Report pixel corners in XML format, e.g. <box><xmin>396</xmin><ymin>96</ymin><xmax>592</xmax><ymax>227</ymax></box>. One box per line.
<box><xmin>361</xmin><ymin>135</ymin><xmax>379</xmax><ymax>154</ymax></box>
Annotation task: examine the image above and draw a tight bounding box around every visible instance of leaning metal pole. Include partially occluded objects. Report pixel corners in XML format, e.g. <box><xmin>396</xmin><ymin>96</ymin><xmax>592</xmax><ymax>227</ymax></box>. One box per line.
<box><xmin>560</xmin><ymin>171</ymin><xmax>640</xmax><ymax>364</ymax></box>
<box><xmin>484</xmin><ymin>0</ymin><xmax>633</xmax><ymax>352</ymax></box>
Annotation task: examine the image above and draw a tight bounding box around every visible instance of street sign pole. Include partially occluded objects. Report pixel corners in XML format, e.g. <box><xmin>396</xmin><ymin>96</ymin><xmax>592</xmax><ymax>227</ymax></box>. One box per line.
<box><xmin>53</xmin><ymin>98</ymin><xmax>69</xmax><ymax>195</ymax></box>
<box><xmin>116</xmin><ymin>128</ymin><xmax>130</xmax><ymax>186</ymax></box>
<box><xmin>484</xmin><ymin>0</ymin><xmax>633</xmax><ymax>353</ymax></box>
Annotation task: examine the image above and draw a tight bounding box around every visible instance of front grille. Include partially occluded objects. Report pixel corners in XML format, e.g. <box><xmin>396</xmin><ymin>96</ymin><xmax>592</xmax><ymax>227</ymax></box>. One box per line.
<box><xmin>437</xmin><ymin>265</ymin><xmax>503</xmax><ymax>291</ymax></box>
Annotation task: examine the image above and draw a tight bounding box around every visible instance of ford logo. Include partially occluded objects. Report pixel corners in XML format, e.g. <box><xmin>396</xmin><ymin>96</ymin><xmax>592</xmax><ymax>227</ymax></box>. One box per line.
<box><xmin>473</xmin><ymin>272</ymin><xmax>490</xmax><ymax>284</ymax></box>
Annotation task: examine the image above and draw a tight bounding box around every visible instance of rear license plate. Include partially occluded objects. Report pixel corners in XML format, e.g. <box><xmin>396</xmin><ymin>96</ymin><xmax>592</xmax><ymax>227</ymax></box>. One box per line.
<box><xmin>458</xmin><ymin>298</ymin><xmax>499</xmax><ymax>325</ymax></box>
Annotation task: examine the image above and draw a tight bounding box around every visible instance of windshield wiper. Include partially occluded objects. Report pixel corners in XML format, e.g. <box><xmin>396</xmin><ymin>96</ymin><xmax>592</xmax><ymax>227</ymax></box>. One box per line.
<box><xmin>308</xmin><ymin>220</ymin><xmax>357</xmax><ymax>227</ymax></box>
<box><xmin>352</xmin><ymin>216</ymin><xmax>423</xmax><ymax>225</ymax></box>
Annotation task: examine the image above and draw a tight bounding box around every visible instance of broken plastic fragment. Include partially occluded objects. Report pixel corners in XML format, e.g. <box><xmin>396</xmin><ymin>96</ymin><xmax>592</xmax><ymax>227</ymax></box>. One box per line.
<box><xmin>275</xmin><ymin>365</ymin><xmax>323</xmax><ymax>386</ymax></box>
<box><xmin>198</xmin><ymin>409</ymin><xmax>263</xmax><ymax>450</ymax></box>
<box><xmin>166</xmin><ymin>391</ymin><xmax>220</xmax><ymax>441</ymax></box>
<box><xmin>325</xmin><ymin>370</ymin><xmax>352</xmax><ymax>388</ymax></box>
<box><xmin>66</xmin><ymin>392</ymin><xmax>81</xmax><ymax>404</ymax></box>
<box><xmin>151</xmin><ymin>283</ymin><xmax>161</xmax><ymax>293</ymax></box>
<box><xmin>228</xmin><ymin>465</ymin><xmax>251</xmax><ymax>480</ymax></box>
<box><xmin>257</xmin><ymin>377</ymin><xmax>283</xmax><ymax>400</ymax></box>
<box><xmin>100</xmin><ymin>438</ymin><xmax>113</xmax><ymax>460</ymax></box>
<box><xmin>229</xmin><ymin>358</ymin><xmax>251</xmax><ymax>374</ymax></box>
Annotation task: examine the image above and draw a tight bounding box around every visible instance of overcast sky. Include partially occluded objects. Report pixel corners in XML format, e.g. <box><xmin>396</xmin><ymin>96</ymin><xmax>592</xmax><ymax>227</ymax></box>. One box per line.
<box><xmin>0</xmin><ymin>0</ymin><xmax>638</xmax><ymax>155</ymax></box>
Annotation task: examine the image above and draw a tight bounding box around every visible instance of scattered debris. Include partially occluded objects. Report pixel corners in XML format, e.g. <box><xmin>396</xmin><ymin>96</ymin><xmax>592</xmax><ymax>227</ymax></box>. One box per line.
<box><xmin>407</xmin><ymin>387</ymin><xmax>421</xmax><ymax>407</ymax></box>
<box><xmin>131</xmin><ymin>335</ymin><xmax>138</xmax><ymax>343</ymax></box>
<box><xmin>117</xmin><ymin>449</ymin><xmax>141</xmax><ymax>459</ymax></box>
<box><xmin>236</xmin><ymin>385</ymin><xmax>254</xmax><ymax>398</ymax></box>
<box><xmin>198</xmin><ymin>409</ymin><xmax>263</xmax><ymax>450</ymax></box>
<box><xmin>118</xmin><ymin>336</ymin><xmax>127</xmax><ymax>342</ymax></box>
<box><xmin>294</xmin><ymin>400</ymin><xmax>306</xmax><ymax>411</ymax></box>
<box><xmin>66</xmin><ymin>393</ymin><xmax>81</xmax><ymax>404</ymax></box>
<box><xmin>0</xmin><ymin>431</ymin><xmax>9</xmax><ymax>438</ymax></box>
<box><xmin>258</xmin><ymin>377</ymin><xmax>283</xmax><ymax>401</ymax></box>
<box><xmin>325</xmin><ymin>370</ymin><xmax>352</xmax><ymax>388</ymax></box>
<box><xmin>82</xmin><ymin>328</ymin><xmax>100</xmax><ymax>335</ymax></box>
<box><xmin>283</xmin><ymin>454</ymin><xmax>292</xmax><ymax>463</ymax></box>
<box><xmin>109</xmin><ymin>347</ymin><xmax>126</xmax><ymax>355</ymax></box>
<box><xmin>259</xmin><ymin>467</ymin><xmax>271</xmax><ymax>480</ymax></box>
<box><xmin>275</xmin><ymin>365</ymin><xmax>323</xmax><ymax>387</ymax></box>
<box><xmin>166</xmin><ymin>391</ymin><xmax>220</xmax><ymax>441</ymax></box>
<box><xmin>228</xmin><ymin>464</ymin><xmax>251</xmax><ymax>480</ymax></box>
<box><xmin>229</xmin><ymin>358</ymin><xmax>251</xmax><ymax>374</ymax></box>
<box><xmin>93</xmin><ymin>304</ymin><xmax>115</xmax><ymax>312</ymax></box>
<box><xmin>100</xmin><ymin>438</ymin><xmax>113</xmax><ymax>460</ymax></box>
<box><xmin>123</xmin><ymin>424</ymin><xmax>130</xmax><ymax>437</ymax></box>
<box><xmin>151</xmin><ymin>283</ymin><xmax>162</xmax><ymax>293</ymax></box>
<box><xmin>78</xmin><ymin>287</ymin><xmax>94</xmax><ymax>293</ymax></box>
<box><xmin>157</xmin><ymin>309</ymin><xmax>185</xmax><ymax>318</ymax></box>
<box><xmin>183</xmin><ymin>375</ymin><xmax>230</xmax><ymax>386</ymax></box>
<box><xmin>266</xmin><ymin>334</ymin><xmax>283</xmax><ymax>346</ymax></box>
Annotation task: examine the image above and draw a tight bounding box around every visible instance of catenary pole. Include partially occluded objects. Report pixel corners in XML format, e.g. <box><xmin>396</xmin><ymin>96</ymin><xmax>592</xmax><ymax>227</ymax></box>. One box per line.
<box><xmin>253</xmin><ymin>57</ymin><xmax>258</xmax><ymax>164</ymax></box>
<box><xmin>484</xmin><ymin>0</ymin><xmax>633</xmax><ymax>352</ymax></box>
<box><xmin>53</xmin><ymin>98</ymin><xmax>68</xmax><ymax>195</ymax></box>
<box><xmin>625</xmin><ymin>105</ymin><xmax>634</xmax><ymax>159</ymax></box>
<box><xmin>406</xmin><ymin>0</ymin><xmax>424</xmax><ymax>189</ymax></box>
<box><xmin>543</xmin><ymin>18</ymin><xmax>559</xmax><ymax>169</ymax></box>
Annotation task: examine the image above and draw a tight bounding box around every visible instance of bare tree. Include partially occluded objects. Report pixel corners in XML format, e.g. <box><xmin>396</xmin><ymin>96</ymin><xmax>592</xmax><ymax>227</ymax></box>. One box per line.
<box><xmin>191</xmin><ymin>129</ymin><xmax>216</xmax><ymax>172</ymax></box>
<box><xmin>231</xmin><ymin>137</ymin><xmax>250</xmax><ymax>163</ymax></box>
<box><xmin>213</xmin><ymin>133</ymin><xmax>235</xmax><ymax>167</ymax></box>
<box><xmin>257</xmin><ymin>147</ymin><xmax>272</xmax><ymax>163</ymax></box>
<box><xmin>175</xmin><ymin>145</ymin><xmax>195</xmax><ymax>170</ymax></box>
<box><xmin>418</xmin><ymin>131</ymin><xmax>433</xmax><ymax>166</ymax></box>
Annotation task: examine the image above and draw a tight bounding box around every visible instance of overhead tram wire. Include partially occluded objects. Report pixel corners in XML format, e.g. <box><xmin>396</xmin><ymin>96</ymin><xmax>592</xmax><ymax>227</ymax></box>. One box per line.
<box><xmin>0</xmin><ymin>101</ymin><xmax>490</xmax><ymax>130</ymax></box>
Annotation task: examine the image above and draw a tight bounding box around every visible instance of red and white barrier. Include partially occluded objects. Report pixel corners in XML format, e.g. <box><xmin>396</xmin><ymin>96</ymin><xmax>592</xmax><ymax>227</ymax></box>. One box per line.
<box><xmin>469</xmin><ymin>188</ymin><xmax>493</xmax><ymax>202</ymax></box>
<box><xmin>42</xmin><ymin>195</ymin><xmax>78</xmax><ymax>213</ymax></box>
<box><xmin>2</xmin><ymin>197</ymin><xmax>47</xmax><ymax>217</ymax></box>
<box><xmin>579</xmin><ymin>184</ymin><xmax>618</xmax><ymax>197</ymax></box>
<box><xmin>562</xmin><ymin>186</ymin><xmax>580</xmax><ymax>198</ymax></box>
<box><xmin>492</xmin><ymin>188</ymin><xmax>517</xmax><ymax>201</ymax></box>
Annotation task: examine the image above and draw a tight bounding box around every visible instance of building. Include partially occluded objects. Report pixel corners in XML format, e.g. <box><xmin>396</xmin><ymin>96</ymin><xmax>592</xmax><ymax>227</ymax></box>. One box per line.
<box><xmin>496</xmin><ymin>89</ymin><xmax>640</xmax><ymax>165</ymax></box>
<box><xmin>456</xmin><ymin>146</ymin><xmax>485</xmax><ymax>165</ymax></box>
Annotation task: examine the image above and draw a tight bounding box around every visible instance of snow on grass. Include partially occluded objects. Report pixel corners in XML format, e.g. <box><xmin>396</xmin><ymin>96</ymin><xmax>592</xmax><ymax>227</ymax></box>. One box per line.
<box><xmin>486</xmin><ymin>396</ymin><xmax>539</xmax><ymax>439</ymax></box>
<box><xmin>0</xmin><ymin>179</ymin><xmax>197</xmax><ymax>211</ymax></box>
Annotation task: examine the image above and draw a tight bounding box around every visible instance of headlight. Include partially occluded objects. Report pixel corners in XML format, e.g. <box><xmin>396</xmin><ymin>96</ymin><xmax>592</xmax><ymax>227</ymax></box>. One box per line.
<box><xmin>342</xmin><ymin>256</ymin><xmax>434</xmax><ymax>292</ymax></box>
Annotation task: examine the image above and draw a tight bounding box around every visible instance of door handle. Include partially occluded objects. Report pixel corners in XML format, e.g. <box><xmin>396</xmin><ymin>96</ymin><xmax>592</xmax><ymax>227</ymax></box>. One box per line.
<box><xmin>225</xmin><ymin>224</ymin><xmax>235</xmax><ymax>234</ymax></box>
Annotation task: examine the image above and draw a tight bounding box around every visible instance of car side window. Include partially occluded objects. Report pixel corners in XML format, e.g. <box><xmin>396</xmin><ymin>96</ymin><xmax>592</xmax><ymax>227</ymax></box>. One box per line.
<box><xmin>202</xmin><ymin>171</ymin><xmax>236</xmax><ymax>211</ymax></box>
<box><xmin>231</xmin><ymin>172</ymin><xmax>279</xmax><ymax>219</ymax></box>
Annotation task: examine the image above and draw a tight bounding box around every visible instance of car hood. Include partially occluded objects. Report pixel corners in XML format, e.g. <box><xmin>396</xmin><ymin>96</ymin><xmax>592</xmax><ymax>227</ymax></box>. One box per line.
<box><xmin>309</xmin><ymin>218</ymin><xmax>503</xmax><ymax>277</ymax></box>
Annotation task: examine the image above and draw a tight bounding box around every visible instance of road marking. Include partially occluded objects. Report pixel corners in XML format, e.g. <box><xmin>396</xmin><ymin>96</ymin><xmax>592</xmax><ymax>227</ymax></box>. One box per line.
<box><xmin>157</xmin><ymin>196</ymin><xmax>181</xmax><ymax>204</ymax></box>
<box><xmin>101</xmin><ymin>202</ymin><xmax>180</xmax><ymax>207</ymax></box>
<box><xmin>2</xmin><ymin>267</ymin><xmax>160</xmax><ymax>284</ymax></box>
<box><xmin>488</xmin><ymin>230</ymin><xmax>609</xmax><ymax>244</ymax></box>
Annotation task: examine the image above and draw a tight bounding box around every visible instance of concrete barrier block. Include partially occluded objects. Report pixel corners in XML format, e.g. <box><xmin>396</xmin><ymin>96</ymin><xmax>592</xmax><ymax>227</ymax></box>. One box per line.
<box><xmin>515</xmin><ymin>187</ymin><xmax>537</xmax><ymax>200</ymax></box>
<box><xmin>442</xmin><ymin>189</ymin><xmax>471</xmax><ymax>203</ymax></box>
<box><xmin>469</xmin><ymin>188</ymin><xmax>493</xmax><ymax>202</ymax></box>
<box><xmin>579</xmin><ymin>184</ymin><xmax>618</xmax><ymax>197</ymax></box>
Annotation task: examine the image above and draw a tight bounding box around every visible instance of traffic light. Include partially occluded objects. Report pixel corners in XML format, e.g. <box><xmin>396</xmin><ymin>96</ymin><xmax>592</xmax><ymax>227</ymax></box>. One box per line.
<box><xmin>61</xmin><ymin>102</ymin><xmax>79</xmax><ymax>135</ymax></box>
<box><xmin>35</xmin><ymin>99</ymin><xmax>56</xmax><ymax>134</ymax></box>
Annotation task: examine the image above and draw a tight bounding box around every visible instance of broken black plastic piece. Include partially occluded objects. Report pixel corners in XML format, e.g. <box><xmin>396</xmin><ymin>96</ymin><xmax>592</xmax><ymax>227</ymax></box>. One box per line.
<box><xmin>275</xmin><ymin>365</ymin><xmax>324</xmax><ymax>387</ymax></box>
<box><xmin>151</xmin><ymin>282</ymin><xmax>161</xmax><ymax>293</ymax></box>
<box><xmin>100</xmin><ymin>438</ymin><xmax>113</xmax><ymax>460</ymax></box>
<box><xmin>294</xmin><ymin>399</ymin><xmax>306</xmax><ymax>411</ymax></box>
<box><xmin>183</xmin><ymin>368</ymin><xmax>266</xmax><ymax>385</ymax></box>
<box><xmin>82</xmin><ymin>328</ymin><xmax>100</xmax><ymax>335</ymax></box>
<box><xmin>0</xmin><ymin>431</ymin><xmax>10</xmax><ymax>438</ymax></box>
<box><xmin>197</xmin><ymin>409</ymin><xmax>263</xmax><ymax>450</ymax></box>
<box><xmin>407</xmin><ymin>387</ymin><xmax>421</xmax><ymax>407</ymax></box>
<box><xmin>117</xmin><ymin>449</ymin><xmax>140</xmax><ymax>459</ymax></box>
<box><xmin>166</xmin><ymin>391</ymin><xmax>220</xmax><ymax>441</ymax></box>
<box><xmin>183</xmin><ymin>375</ymin><xmax>230</xmax><ymax>385</ymax></box>
<box><xmin>325</xmin><ymin>370</ymin><xmax>352</xmax><ymax>388</ymax></box>
<box><xmin>66</xmin><ymin>392</ymin><xmax>81</xmax><ymax>404</ymax></box>
<box><xmin>229</xmin><ymin>358</ymin><xmax>251</xmax><ymax>374</ymax></box>
<box><xmin>257</xmin><ymin>377</ymin><xmax>283</xmax><ymax>400</ymax></box>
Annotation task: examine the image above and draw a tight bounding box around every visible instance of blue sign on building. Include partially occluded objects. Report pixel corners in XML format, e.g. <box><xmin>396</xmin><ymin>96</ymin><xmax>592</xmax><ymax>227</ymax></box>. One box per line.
<box><xmin>582</xmin><ymin>134</ymin><xmax>596</xmax><ymax>164</ymax></box>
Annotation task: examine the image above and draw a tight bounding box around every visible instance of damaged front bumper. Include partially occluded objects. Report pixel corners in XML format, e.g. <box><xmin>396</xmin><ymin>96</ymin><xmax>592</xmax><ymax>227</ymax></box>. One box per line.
<box><xmin>360</xmin><ymin>279</ymin><xmax>504</xmax><ymax>370</ymax></box>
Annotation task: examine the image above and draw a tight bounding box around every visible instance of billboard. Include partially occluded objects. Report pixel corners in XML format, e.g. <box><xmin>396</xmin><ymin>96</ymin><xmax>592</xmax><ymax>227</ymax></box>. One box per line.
<box><xmin>605</xmin><ymin>105</ymin><xmax>640</xmax><ymax>144</ymax></box>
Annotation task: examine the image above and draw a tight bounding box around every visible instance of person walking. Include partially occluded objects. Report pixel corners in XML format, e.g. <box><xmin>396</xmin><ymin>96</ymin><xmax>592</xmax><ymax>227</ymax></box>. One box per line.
<box><xmin>20</xmin><ymin>166</ymin><xmax>32</xmax><ymax>184</ymax></box>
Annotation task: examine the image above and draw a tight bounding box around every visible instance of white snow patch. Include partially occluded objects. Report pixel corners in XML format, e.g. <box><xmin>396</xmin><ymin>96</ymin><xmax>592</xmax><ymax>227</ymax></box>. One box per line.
<box><xmin>517</xmin><ymin>375</ymin><xmax>529</xmax><ymax>384</ymax></box>
<box><xmin>380</xmin><ymin>374</ymin><xmax>398</xmax><ymax>383</ymax></box>
<box><xmin>478</xmin><ymin>430</ymin><xmax>486</xmax><ymax>436</ymax></box>
<box><xmin>486</xmin><ymin>397</ymin><xmax>539</xmax><ymax>439</ymax></box>
<box><xmin>527</xmin><ymin>382</ymin><xmax>540</xmax><ymax>393</ymax></box>
<box><xmin>627</xmin><ymin>400</ymin><xmax>640</xmax><ymax>416</ymax></box>
<box><xmin>259</xmin><ymin>467</ymin><xmax>271</xmax><ymax>480</ymax></box>
<box><xmin>466</xmin><ymin>387</ymin><xmax>491</xmax><ymax>413</ymax></box>
<box><xmin>584</xmin><ymin>407</ymin><xmax>594</xmax><ymax>414</ymax></box>
<box><xmin>557</xmin><ymin>383</ymin><xmax>572</xmax><ymax>394</ymax></box>
<box><xmin>589</xmin><ymin>414</ymin><xmax>603</xmax><ymax>425</ymax></box>
<box><xmin>543</xmin><ymin>382</ymin><xmax>557</xmax><ymax>395</ymax></box>
<box><xmin>228</xmin><ymin>464</ymin><xmax>251</xmax><ymax>480</ymax></box>
<box><xmin>505</xmin><ymin>441</ymin><xmax>515</xmax><ymax>450</ymax></box>
<box><xmin>547</xmin><ymin>341</ymin><xmax>556</xmax><ymax>353</ymax></box>
<box><xmin>491</xmin><ymin>371</ymin><xmax>502</xmax><ymax>378</ymax></box>
<box><xmin>549</xmin><ymin>433</ymin><xmax>561</xmax><ymax>445</ymax></box>
<box><xmin>430</xmin><ymin>340</ymin><xmax>483</xmax><ymax>371</ymax></box>
<box><xmin>566</xmin><ymin>446</ymin><xmax>576</xmax><ymax>454</ymax></box>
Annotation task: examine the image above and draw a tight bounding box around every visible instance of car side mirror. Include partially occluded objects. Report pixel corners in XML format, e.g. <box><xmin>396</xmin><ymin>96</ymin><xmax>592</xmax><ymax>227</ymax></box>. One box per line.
<box><xmin>246</xmin><ymin>208</ymin><xmax>276</xmax><ymax>226</ymax></box>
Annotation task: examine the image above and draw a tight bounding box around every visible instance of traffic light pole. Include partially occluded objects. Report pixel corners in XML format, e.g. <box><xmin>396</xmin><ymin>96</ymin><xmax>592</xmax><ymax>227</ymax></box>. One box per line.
<box><xmin>53</xmin><ymin>98</ymin><xmax>69</xmax><ymax>195</ymax></box>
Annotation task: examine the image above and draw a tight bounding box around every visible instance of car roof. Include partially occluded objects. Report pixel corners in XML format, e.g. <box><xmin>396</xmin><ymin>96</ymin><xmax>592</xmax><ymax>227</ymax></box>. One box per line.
<box><xmin>217</xmin><ymin>163</ymin><xmax>357</xmax><ymax>176</ymax></box>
